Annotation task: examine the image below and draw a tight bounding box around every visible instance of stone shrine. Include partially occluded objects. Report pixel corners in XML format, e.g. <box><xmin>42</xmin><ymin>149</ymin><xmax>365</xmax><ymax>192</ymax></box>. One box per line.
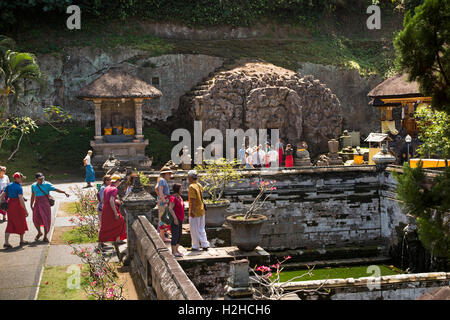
<box><xmin>77</xmin><ymin>68</ymin><xmax>162</xmax><ymax>167</ymax></box>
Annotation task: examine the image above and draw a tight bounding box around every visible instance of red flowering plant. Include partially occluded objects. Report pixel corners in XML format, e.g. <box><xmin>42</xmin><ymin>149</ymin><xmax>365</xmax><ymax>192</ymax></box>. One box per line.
<box><xmin>68</xmin><ymin>186</ymin><xmax>100</xmax><ymax>241</ymax></box>
<box><xmin>250</xmin><ymin>256</ymin><xmax>329</xmax><ymax>300</ymax></box>
<box><xmin>70</xmin><ymin>245</ymin><xmax>125</xmax><ymax>300</ymax></box>
<box><xmin>244</xmin><ymin>180</ymin><xmax>277</xmax><ymax>219</ymax></box>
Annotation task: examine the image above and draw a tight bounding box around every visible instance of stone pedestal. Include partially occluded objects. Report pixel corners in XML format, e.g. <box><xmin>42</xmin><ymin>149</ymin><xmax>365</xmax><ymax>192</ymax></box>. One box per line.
<box><xmin>90</xmin><ymin>139</ymin><xmax>151</xmax><ymax>169</ymax></box>
<box><xmin>327</xmin><ymin>139</ymin><xmax>343</xmax><ymax>165</ymax></box>
<box><xmin>123</xmin><ymin>176</ymin><xmax>156</xmax><ymax>264</ymax></box>
<box><xmin>225</xmin><ymin>259</ymin><xmax>253</xmax><ymax>299</ymax></box>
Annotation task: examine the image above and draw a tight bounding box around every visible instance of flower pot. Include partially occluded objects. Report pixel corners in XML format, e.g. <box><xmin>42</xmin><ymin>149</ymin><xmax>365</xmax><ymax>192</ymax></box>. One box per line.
<box><xmin>205</xmin><ymin>199</ymin><xmax>231</xmax><ymax>227</ymax></box>
<box><xmin>226</xmin><ymin>214</ymin><xmax>267</xmax><ymax>251</ymax></box>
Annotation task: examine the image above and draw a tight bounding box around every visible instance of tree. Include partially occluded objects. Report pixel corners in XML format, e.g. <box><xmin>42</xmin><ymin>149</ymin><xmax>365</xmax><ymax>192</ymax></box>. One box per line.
<box><xmin>0</xmin><ymin>35</ymin><xmax>42</xmax><ymax>119</ymax></box>
<box><xmin>393</xmin><ymin>0</ymin><xmax>450</xmax><ymax>113</ymax></box>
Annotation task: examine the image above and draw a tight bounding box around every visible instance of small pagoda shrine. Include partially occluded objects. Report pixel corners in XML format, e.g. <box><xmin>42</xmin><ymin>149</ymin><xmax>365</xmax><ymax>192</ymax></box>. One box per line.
<box><xmin>368</xmin><ymin>74</ymin><xmax>431</xmax><ymax>137</ymax></box>
<box><xmin>77</xmin><ymin>68</ymin><xmax>162</xmax><ymax>167</ymax></box>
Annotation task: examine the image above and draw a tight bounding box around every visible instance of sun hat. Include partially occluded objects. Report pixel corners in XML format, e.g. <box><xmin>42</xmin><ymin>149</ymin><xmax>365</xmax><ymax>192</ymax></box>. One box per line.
<box><xmin>187</xmin><ymin>170</ymin><xmax>198</xmax><ymax>179</ymax></box>
<box><xmin>160</xmin><ymin>166</ymin><xmax>173</xmax><ymax>174</ymax></box>
<box><xmin>110</xmin><ymin>174</ymin><xmax>122</xmax><ymax>183</ymax></box>
<box><xmin>13</xmin><ymin>172</ymin><xmax>26</xmax><ymax>179</ymax></box>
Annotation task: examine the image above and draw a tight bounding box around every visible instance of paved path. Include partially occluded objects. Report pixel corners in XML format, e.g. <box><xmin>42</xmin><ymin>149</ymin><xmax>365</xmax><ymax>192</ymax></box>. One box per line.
<box><xmin>0</xmin><ymin>181</ymin><xmax>100</xmax><ymax>300</ymax></box>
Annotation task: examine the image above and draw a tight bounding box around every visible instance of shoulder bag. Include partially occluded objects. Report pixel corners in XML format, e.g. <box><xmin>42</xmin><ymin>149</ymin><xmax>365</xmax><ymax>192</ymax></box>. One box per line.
<box><xmin>0</xmin><ymin>186</ymin><xmax>8</xmax><ymax>211</ymax></box>
<box><xmin>37</xmin><ymin>183</ymin><xmax>55</xmax><ymax>207</ymax></box>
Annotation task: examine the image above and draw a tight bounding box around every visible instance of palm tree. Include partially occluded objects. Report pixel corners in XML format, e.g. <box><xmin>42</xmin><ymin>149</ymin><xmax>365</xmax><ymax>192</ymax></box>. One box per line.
<box><xmin>0</xmin><ymin>35</ymin><xmax>42</xmax><ymax>119</ymax></box>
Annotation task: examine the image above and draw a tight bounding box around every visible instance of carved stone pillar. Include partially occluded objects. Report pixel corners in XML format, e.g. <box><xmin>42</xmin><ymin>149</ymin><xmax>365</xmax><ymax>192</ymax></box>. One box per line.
<box><xmin>134</xmin><ymin>99</ymin><xmax>144</xmax><ymax>140</ymax></box>
<box><xmin>94</xmin><ymin>100</ymin><xmax>102</xmax><ymax>140</ymax></box>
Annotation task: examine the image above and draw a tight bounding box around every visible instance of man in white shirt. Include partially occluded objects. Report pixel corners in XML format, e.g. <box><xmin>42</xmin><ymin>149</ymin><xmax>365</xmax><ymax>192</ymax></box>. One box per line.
<box><xmin>268</xmin><ymin>147</ymin><xmax>279</xmax><ymax>168</ymax></box>
<box><xmin>257</xmin><ymin>145</ymin><xmax>266</xmax><ymax>167</ymax></box>
<box><xmin>252</xmin><ymin>146</ymin><xmax>261</xmax><ymax>168</ymax></box>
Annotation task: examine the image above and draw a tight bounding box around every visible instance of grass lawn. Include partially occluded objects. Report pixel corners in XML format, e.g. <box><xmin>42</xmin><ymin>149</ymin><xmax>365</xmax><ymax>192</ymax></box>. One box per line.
<box><xmin>275</xmin><ymin>265</ymin><xmax>402</xmax><ymax>282</ymax></box>
<box><xmin>62</xmin><ymin>227</ymin><xmax>98</xmax><ymax>244</ymax></box>
<box><xmin>58</xmin><ymin>202</ymin><xmax>78</xmax><ymax>216</ymax></box>
<box><xmin>38</xmin><ymin>265</ymin><xmax>93</xmax><ymax>300</ymax></box>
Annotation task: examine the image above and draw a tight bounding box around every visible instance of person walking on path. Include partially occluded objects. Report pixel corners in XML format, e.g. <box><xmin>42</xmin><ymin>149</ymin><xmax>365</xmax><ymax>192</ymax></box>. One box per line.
<box><xmin>99</xmin><ymin>174</ymin><xmax>127</xmax><ymax>259</ymax></box>
<box><xmin>31</xmin><ymin>173</ymin><xmax>69</xmax><ymax>242</ymax></box>
<box><xmin>97</xmin><ymin>175</ymin><xmax>111</xmax><ymax>249</ymax></box>
<box><xmin>0</xmin><ymin>166</ymin><xmax>10</xmax><ymax>222</ymax></box>
<box><xmin>168</xmin><ymin>183</ymin><xmax>185</xmax><ymax>257</ymax></box>
<box><xmin>83</xmin><ymin>150</ymin><xmax>96</xmax><ymax>188</ymax></box>
<box><xmin>155</xmin><ymin>166</ymin><xmax>173</xmax><ymax>242</ymax></box>
<box><xmin>187</xmin><ymin>170</ymin><xmax>209</xmax><ymax>251</ymax></box>
<box><xmin>0</xmin><ymin>172</ymin><xmax>29</xmax><ymax>248</ymax></box>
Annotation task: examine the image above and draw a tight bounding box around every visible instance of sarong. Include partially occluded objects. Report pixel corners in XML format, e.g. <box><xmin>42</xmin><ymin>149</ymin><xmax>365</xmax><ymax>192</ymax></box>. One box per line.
<box><xmin>33</xmin><ymin>196</ymin><xmax>52</xmax><ymax>232</ymax></box>
<box><xmin>85</xmin><ymin>164</ymin><xmax>96</xmax><ymax>183</ymax></box>
<box><xmin>99</xmin><ymin>204</ymin><xmax>126</xmax><ymax>242</ymax></box>
<box><xmin>285</xmin><ymin>155</ymin><xmax>294</xmax><ymax>167</ymax></box>
<box><xmin>5</xmin><ymin>198</ymin><xmax>28</xmax><ymax>235</ymax></box>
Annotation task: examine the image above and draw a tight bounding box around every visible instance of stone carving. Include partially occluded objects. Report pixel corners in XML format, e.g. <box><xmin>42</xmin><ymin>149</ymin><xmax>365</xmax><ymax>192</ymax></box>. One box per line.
<box><xmin>316</xmin><ymin>154</ymin><xmax>330</xmax><ymax>166</ymax></box>
<box><xmin>179</xmin><ymin>62</ymin><xmax>342</xmax><ymax>156</ymax></box>
<box><xmin>102</xmin><ymin>153</ymin><xmax>121</xmax><ymax>175</ymax></box>
<box><xmin>163</xmin><ymin>160</ymin><xmax>179</xmax><ymax>171</ymax></box>
<box><xmin>327</xmin><ymin>139</ymin><xmax>344</xmax><ymax>165</ymax></box>
<box><xmin>294</xmin><ymin>141</ymin><xmax>311</xmax><ymax>166</ymax></box>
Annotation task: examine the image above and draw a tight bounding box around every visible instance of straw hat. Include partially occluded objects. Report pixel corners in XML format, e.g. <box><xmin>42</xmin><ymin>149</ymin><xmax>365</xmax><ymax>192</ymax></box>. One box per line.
<box><xmin>160</xmin><ymin>166</ymin><xmax>173</xmax><ymax>174</ymax></box>
<box><xmin>110</xmin><ymin>174</ymin><xmax>122</xmax><ymax>183</ymax></box>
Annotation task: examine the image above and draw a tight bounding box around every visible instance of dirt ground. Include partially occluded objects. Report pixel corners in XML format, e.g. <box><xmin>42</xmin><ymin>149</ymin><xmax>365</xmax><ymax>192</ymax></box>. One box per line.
<box><xmin>51</xmin><ymin>226</ymin><xmax>73</xmax><ymax>245</ymax></box>
<box><xmin>117</xmin><ymin>265</ymin><xmax>139</xmax><ymax>300</ymax></box>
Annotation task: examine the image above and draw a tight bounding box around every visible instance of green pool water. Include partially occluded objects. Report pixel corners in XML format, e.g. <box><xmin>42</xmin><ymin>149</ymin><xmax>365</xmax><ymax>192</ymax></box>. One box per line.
<box><xmin>274</xmin><ymin>265</ymin><xmax>402</xmax><ymax>282</ymax></box>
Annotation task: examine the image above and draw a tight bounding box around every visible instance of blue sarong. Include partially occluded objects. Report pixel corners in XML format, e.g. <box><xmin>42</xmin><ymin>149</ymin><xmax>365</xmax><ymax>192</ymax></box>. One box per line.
<box><xmin>85</xmin><ymin>164</ymin><xmax>96</xmax><ymax>183</ymax></box>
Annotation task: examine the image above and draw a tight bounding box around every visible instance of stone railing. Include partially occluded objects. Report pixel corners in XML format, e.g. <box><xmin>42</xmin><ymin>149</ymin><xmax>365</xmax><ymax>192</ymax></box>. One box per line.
<box><xmin>278</xmin><ymin>272</ymin><xmax>450</xmax><ymax>300</ymax></box>
<box><xmin>128</xmin><ymin>215</ymin><xmax>203</xmax><ymax>300</ymax></box>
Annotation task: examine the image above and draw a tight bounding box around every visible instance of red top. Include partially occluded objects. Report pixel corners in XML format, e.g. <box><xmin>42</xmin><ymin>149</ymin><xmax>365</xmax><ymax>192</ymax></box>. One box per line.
<box><xmin>169</xmin><ymin>194</ymin><xmax>185</xmax><ymax>221</ymax></box>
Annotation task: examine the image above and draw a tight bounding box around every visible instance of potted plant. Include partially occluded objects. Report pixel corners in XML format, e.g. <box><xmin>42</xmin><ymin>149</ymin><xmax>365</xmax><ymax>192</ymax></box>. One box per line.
<box><xmin>226</xmin><ymin>180</ymin><xmax>276</xmax><ymax>251</ymax></box>
<box><xmin>195</xmin><ymin>158</ymin><xmax>242</xmax><ymax>227</ymax></box>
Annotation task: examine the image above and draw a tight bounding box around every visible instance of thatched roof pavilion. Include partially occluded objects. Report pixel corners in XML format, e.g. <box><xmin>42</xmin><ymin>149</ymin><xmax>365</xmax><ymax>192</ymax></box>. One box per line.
<box><xmin>77</xmin><ymin>68</ymin><xmax>162</xmax><ymax>99</ymax></box>
<box><xmin>368</xmin><ymin>74</ymin><xmax>421</xmax><ymax>100</ymax></box>
<box><xmin>77</xmin><ymin>68</ymin><xmax>162</xmax><ymax>167</ymax></box>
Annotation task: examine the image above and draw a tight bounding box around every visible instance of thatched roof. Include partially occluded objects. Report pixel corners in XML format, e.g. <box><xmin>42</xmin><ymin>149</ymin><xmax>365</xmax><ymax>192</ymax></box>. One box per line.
<box><xmin>77</xmin><ymin>69</ymin><xmax>162</xmax><ymax>99</ymax></box>
<box><xmin>368</xmin><ymin>74</ymin><xmax>422</xmax><ymax>99</ymax></box>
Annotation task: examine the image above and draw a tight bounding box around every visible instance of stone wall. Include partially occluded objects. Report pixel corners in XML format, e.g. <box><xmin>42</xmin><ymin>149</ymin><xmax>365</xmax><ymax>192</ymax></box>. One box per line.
<box><xmin>127</xmin><ymin>215</ymin><xmax>203</xmax><ymax>300</ymax></box>
<box><xmin>144</xmin><ymin>166</ymin><xmax>408</xmax><ymax>253</ymax></box>
<box><xmin>280</xmin><ymin>272</ymin><xmax>450</xmax><ymax>300</ymax></box>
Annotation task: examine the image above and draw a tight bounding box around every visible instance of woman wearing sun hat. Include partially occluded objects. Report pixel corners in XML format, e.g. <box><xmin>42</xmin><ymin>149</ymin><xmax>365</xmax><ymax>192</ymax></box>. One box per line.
<box><xmin>0</xmin><ymin>172</ymin><xmax>29</xmax><ymax>248</ymax></box>
<box><xmin>99</xmin><ymin>174</ymin><xmax>126</xmax><ymax>258</ymax></box>
<box><xmin>155</xmin><ymin>166</ymin><xmax>173</xmax><ymax>242</ymax></box>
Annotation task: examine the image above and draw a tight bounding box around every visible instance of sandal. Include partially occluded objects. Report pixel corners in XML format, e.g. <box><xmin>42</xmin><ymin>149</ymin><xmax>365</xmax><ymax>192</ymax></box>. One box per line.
<box><xmin>42</xmin><ymin>238</ymin><xmax>49</xmax><ymax>243</ymax></box>
<box><xmin>19</xmin><ymin>241</ymin><xmax>29</xmax><ymax>246</ymax></box>
<box><xmin>3</xmin><ymin>243</ymin><xmax>12</xmax><ymax>249</ymax></box>
<box><xmin>35</xmin><ymin>233</ymin><xmax>43</xmax><ymax>241</ymax></box>
<box><xmin>173</xmin><ymin>253</ymin><xmax>183</xmax><ymax>257</ymax></box>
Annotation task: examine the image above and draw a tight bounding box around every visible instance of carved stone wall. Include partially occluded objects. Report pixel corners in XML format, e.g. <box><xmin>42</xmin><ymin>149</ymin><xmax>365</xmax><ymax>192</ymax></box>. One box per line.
<box><xmin>179</xmin><ymin>62</ymin><xmax>343</xmax><ymax>156</ymax></box>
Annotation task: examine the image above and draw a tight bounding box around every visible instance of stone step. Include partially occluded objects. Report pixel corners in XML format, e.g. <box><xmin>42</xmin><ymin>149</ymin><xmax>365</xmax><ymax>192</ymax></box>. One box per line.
<box><xmin>281</xmin><ymin>256</ymin><xmax>392</xmax><ymax>270</ymax></box>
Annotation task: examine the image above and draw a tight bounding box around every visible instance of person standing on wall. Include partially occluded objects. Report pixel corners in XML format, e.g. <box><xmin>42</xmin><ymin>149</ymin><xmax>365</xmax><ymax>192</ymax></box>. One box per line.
<box><xmin>168</xmin><ymin>183</ymin><xmax>185</xmax><ymax>257</ymax></box>
<box><xmin>187</xmin><ymin>170</ymin><xmax>209</xmax><ymax>251</ymax></box>
<box><xmin>83</xmin><ymin>150</ymin><xmax>96</xmax><ymax>188</ymax></box>
<box><xmin>155</xmin><ymin>166</ymin><xmax>173</xmax><ymax>242</ymax></box>
<box><xmin>31</xmin><ymin>173</ymin><xmax>69</xmax><ymax>242</ymax></box>
<box><xmin>0</xmin><ymin>172</ymin><xmax>29</xmax><ymax>248</ymax></box>
<box><xmin>285</xmin><ymin>144</ymin><xmax>294</xmax><ymax>167</ymax></box>
<box><xmin>277</xmin><ymin>138</ymin><xmax>284</xmax><ymax>167</ymax></box>
<box><xmin>0</xmin><ymin>166</ymin><xmax>10</xmax><ymax>222</ymax></box>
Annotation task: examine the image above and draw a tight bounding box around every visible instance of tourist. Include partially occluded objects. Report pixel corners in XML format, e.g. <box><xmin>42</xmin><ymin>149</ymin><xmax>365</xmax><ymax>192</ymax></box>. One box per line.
<box><xmin>187</xmin><ymin>170</ymin><xmax>209</xmax><ymax>251</ymax></box>
<box><xmin>83</xmin><ymin>150</ymin><xmax>96</xmax><ymax>188</ymax></box>
<box><xmin>0</xmin><ymin>172</ymin><xmax>29</xmax><ymax>248</ymax></box>
<box><xmin>125</xmin><ymin>172</ymin><xmax>138</xmax><ymax>196</ymax></box>
<box><xmin>257</xmin><ymin>145</ymin><xmax>266</xmax><ymax>168</ymax></box>
<box><xmin>238</xmin><ymin>143</ymin><xmax>246</xmax><ymax>168</ymax></box>
<box><xmin>31</xmin><ymin>173</ymin><xmax>69</xmax><ymax>242</ymax></box>
<box><xmin>285</xmin><ymin>144</ymin><xmax>294</xmax><ymax>167</ymax></box>
<box><xmin>245</xmin><ymin>152</ymin><xmax>254</xmax><ymax>169</ymax></box>
<box><xmin>252</xmin><ymin>146</ymin><xmax>262</xmax><ymax>168</ymax></box>
<box><xmin>168</xmin><ymin>183</ymin><xmax>184</xmax><ymax>257</ymax></box>
<box><xmin>97</xmin><ymin>175</ymin><xmax>111</xmax><ymax>250</ymax></box>
<box><xmin>277</xmin><ymin>138</ymin><xmax>284</xmax><ymax>167</ymax></box>
<box><xmin>268</xmin><ymin>146</ymin><xmax>279</xmax><ymax>168</ymax></box>
<box><xmin>155</xmin><ymin>166</ymin><xmax>173</xmax><ymax>242</ymax></box>
<box><xmin>99</xmin><ymin>174</ymin><xmax>127</xmax><ymax>259</ymax></box>
<box><xmin>0</xmin><ymin>166</ymin><xmax>9</xmax><ymax>222</ymax></box>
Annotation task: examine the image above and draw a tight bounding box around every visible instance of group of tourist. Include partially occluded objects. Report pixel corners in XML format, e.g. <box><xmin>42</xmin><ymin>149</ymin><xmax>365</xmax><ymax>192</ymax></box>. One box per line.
<box><xmin>155</xmin><ymin>167</ymin><xmax>209</xmax><ymax>257</ymax></box>
<box><xmin>238</xmin><ymin>138</ymin><xmax>294</xmax><ymax>168</ymax></box>
<box><xmin>0</xmin><ymin>168</ymin><xmax>69</xmax><ymax>248</ymax></box>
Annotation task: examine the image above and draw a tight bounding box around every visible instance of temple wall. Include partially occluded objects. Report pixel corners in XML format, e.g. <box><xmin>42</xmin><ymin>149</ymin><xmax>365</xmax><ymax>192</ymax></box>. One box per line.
<box><xmin>145</xmin><ymin>166</ymin><xmax>408</xmax><ymax>253</ymax></box>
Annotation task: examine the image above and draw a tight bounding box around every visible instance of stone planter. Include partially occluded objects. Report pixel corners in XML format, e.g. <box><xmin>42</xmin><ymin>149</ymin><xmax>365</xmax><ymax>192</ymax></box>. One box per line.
<box><xmin>205</xmin><ymin>199</ymin><xmax>231</xmax><ymax>227</ymax></box>
<box><xmin>226</xmin><ymin>214</ymin><xmax>267</xmax><ymax>251</ymax></box>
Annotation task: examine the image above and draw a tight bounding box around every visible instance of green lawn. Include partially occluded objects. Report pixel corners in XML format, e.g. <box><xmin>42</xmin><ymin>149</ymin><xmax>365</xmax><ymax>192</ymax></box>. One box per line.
<box><xmin>62</xmin><ymin>227</ymin><xmax>98</xmax><ymax>244</ymax></box>
<box><xmin>59</xmin><ymin>202</ymin><xmax>78</xmax><ymax>216</ymax></box>
<box><xmin>275</xmin><ymin>265</ymin><xmax>402</xmax><ymax>282</ymax></box>
<box><xmin>38</xmin><ymin>265</ymin><xmax>93</xmax><ymax>300</ymax></box>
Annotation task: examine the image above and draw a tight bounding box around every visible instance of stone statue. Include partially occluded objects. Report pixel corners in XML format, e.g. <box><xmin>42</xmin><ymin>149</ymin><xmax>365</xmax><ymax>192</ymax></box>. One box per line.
<box><xmin>327</xmin><ymin>139</ymin><xmax>344</xmax><ymax>165</ymax></box>
<box><xmin>51</xmin><ymin>78</ymin><xmax>65</xmax><ymax>107</ymax></box>
<box><xmin>339</xmin><ymin>130</ymin><xmax>352</xmax><ymax>149</ymax></box>
<box><xmin>402</xmin><ymin>214</ymin><xmax>427</xmax><ymax>272</ymax></box>
<box><xmin>316</xmin><ymin>154</ymin><xmax>329</xmax><ymax>166</ymax></box>
<box><xmin>112</xmin><ymin>113</ymin><xmax>123</xmax><ymax>135</ymax></box>
<box><xmin>294</xmin><ymin>141</ymin><xmax>312</xmax><ymax>166</ymax></box>
<box><xmin>102</xmin><ymin>153</ymin><xmax>121</xmax><ymax>175</ymax></box>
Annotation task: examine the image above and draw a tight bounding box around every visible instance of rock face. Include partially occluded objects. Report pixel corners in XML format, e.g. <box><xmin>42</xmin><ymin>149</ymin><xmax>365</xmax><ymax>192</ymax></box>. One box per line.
<box><xmin>298</xmin><ymin>63</ymin><xmax>382</xmax><ymax>138</ymax></box>
<box><xmin>179</xmin><ymin>62</ymin><xmax>342</xmax><ymax>155</ymax></box>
